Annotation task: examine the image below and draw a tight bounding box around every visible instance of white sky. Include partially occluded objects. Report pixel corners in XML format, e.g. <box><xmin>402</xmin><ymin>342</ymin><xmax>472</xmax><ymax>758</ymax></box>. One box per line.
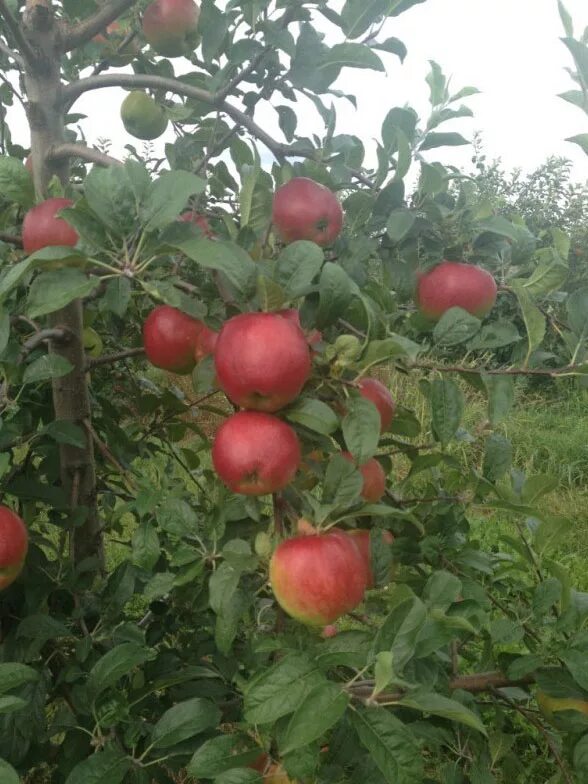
<box><xmin>6</xmin><ymin>0</ymin><xmax>588</xmax><ymax>181</ymax></box>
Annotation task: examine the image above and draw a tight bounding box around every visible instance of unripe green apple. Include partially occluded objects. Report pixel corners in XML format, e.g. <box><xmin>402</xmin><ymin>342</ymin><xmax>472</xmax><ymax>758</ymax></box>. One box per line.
<box><xmin>120</xmin><ymin>91</ymin><xmax>168</xmax><ymax>140</ymax></box>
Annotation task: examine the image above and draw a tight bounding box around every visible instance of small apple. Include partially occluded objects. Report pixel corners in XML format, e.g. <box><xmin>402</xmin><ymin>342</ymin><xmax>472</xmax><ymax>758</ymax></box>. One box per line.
<box><xmin>212</xmin><ymin>411</ymin><xmax>301</xmax><ymax>495</ymax></box>
<box><xmin>416</xmin><ymin>261</ymin><xmax>498</xmax><ymax>321</ymax></box>
<box><xmin>214</xmin><ymin>312</ymin><xmax>311</xmax><ymax>412</ymax></box>
<box><xmin>142</xmin><ymin>0</ymin><xmax>200</xmax><ymax>57</ymax></box>
<box><xmin>0</xmin><ymin>506</ymin><xmax>29</xmax><ymax>591</ymax></box>
<box><xmin>22</xmin><ymin>198</ymin><xmax>78</xmax><ymax>254</ymax></box>
<box><xmin>348</xmin><ymin>529</ymin><xmax>394</xmax><ymax>589</ymax></box>
<box><xmin>358</xmin><ymin>378</ymin><xmax>395</xmax><ymax>432</ymax></box>
<box><xmin>143</xmin><ymin>305</ymin><xmax>205</xmax><ymax>374</ymax></box>
<box><xmin>180</xmin><ymin>210</ymin><xmax>214</xmax><ymax>238</ymax></box>
<box><xmin>270</xmin><ymin>529</ymin><xmax>368</xmax><ymax>626</ymax></box>
<box><xmin>120</xmin><ymin>91</ymin><xmax>168</xmax><ymax>141</ymax></box>
<box><xmin>93</xmin><ymin>21</ymin><xmax>142</xmax><ymax>65</ymax></box>
<box><xmin>272</xmin><ymin>177</ymin><xmax>343</xmax><ymax>247</ymax></box>
<box><xmin>342</xmin><ymin>452</ymin><xmax>386</xmax><ymax>503</ymax></box>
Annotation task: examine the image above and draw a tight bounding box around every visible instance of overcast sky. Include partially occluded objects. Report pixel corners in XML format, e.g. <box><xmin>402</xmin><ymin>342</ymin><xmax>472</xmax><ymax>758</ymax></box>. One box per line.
<box><xmin>6</xmin><ymin>0</ymin><xmax>588</xmax><ymax>181</ymax></box>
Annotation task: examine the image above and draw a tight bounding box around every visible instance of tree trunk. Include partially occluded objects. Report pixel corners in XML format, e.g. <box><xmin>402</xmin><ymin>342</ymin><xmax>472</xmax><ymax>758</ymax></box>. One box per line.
<box><xmin>23</xmin><ymin>1</ymin><xmax>102</xmax><ymax>567</ymax></box>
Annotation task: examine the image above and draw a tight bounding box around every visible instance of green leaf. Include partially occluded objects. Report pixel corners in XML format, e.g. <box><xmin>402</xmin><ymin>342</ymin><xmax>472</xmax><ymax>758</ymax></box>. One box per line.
<box><xmin>0</xmin><ymin>663</ymin><xmax>39</xmax><ymax>694</ymax></box>
<box><xmin>23</xmin><ymin>355</ymin><xmax>73</xmax><ymax>385</ymax></box>
<box><xmin>430</xmin><ymin>379</ymin><xmax>463</xmax><ymax>445</ymax></box>
<box><xmin>131</xmin><ymin>522</ymin><xmax>160</xmax><ymax>571</ymax></box>
<box><xmin>567</xmin><ymin>134</ymin><xmax>588</xmax><ymax>155</ymax></box>
<box><xmin>574</xmin><ymin>734</ymin><xmax>588</xmax><ymax>780</ymax></box>
<box><xmin>511</xmin><ymin>284</ymin><xmax>546</xmax><ymax>364</ymax></box>
<box><xmin>562</xmin><ymin>38</ymin><xmax>588</xmax><ymax>91</ymax></box>
<box><xmin>86</xmin><ymin>643</ymin><xmax>150</xmax><ymax>701</ymax></box>
<box><xmin>274</xmin><ymin>240</ymin><xmax>323</xmax><ymax>297</ymax></box>
<box><xmin>433</xmin><ymin>307</ymin><xmax>481</xmax><ymax>346</ymax></box>
<box><xmin>287</xmin><ymin>399</ymin><xmax>338</xmax><ymax>435</ymax></box>
<box><xmin>0</xmin><ymin>758</ymin><xmax>19</xmax><ymax>784</ymax></box>
<box><xmin>316</xmin><ymin>262</ymin><xmax>358</xmax><ymax>328</ymax></box>
<box><xmin>85</xmin><ymin>162</ymin><xmax>146</xmax><ymax>235</ymax></box>
<box><xmin>419</xmin><ymin>132</ymin><xmax>469</xmax><ymax>151</ymax></box>
<box><xmin>483</xmin><ymin>434</ymin><xmax>512</xmax><ymax>481</ymax></box>
<box><xmin>351</xmin><ymin>707</ymin><xmax>423</xmax><ymax>784</ymax></box>
<box><xmin>0</xmin><ymin>305</ymin><xmax>9</xmax><ymax>355</ymax></box>
<box><xmin>323</xmin><ymin>453</ymin><xmax>363</xmax><ymax>507</ymax></box>
<box><xmin>567</xmin><ymin>288</ymin><xmax>588</xmax><ymax>338</ymax></box>
<box><xmin>0</xmin><ymin>695</ymin><xmax>26</xmax><ymax>715</ymax></box>
<box><xmin>142</xmin><ymin>171</ymin><xmax>206</xmax><ymax>231</ymax></box>
<box><xmin>426</xmin><ymin>60</ymin><xmax>447</xmax><ymax>106</ymax></box>
<box><xmin>215</xmin><ymin>586</ymin><xmax>249</xmax><ymax>655</ymax></box>
<box><xmin>517</xmin><ymin>261</ymin><xmax>568</xmax><ymax>297</ymax></box>
<box><xmin>386</xmin><ymin>210</ymin><xmax>415</xmax><ymax>242</ymax></box>
<box><xmin>281</xmin><ymin>682</ymin><xmax>349</xmax><ymax>753</ymax></box>
<box><xmin>467</xmin><ymin>321</ymin><xmax>521</xmax><ymax>350</ymax></box>
<box><xmin>172</xmin><ymin>238</ymin><xmax>256</xmax><ymax>297</ymax></box>
<box><xmin>322</xmin><ymin>43</ymin><xmax>384</xmax><ymax>72</ymax></box>
<box><xmin>243</xmin><ymin>653</ymin><xmax>324</xmax><ymax>724</ymax></box>
<box><xmin>0</xmin><ymin>156</ymin><xmax>35</xmax><ymax>208</ymax></box>
<box><xmin>152</xmin><ymin>697</ymin><xmax>221</xmax><ymax>749</ymax></box>
<box><xmin>65</xmin><ymin>747</ymin><xmax>132</xmax><ymax>784</ymax></box>
<box><xmin>216</xmin><ymin>770</ymin><xmax>262</xmax><ymax>784</ymax></box>
<box><xmin>144</xmin><ymin>572</ymin><xmax>175</xmax><ymax>602</ymax></box>
<box><xmin>340</xmin><ymin>0</ymin><xmax>391</xmax><ymax>39</ymax></box>
<box><xmin>102</xmin><ymin>277</ymin><xmax>132</xmax><ymax>317</ymax></box>
<box><xmin>374</xmin><ymin>37</ymin><xmax>407</xmax><ymax>62</ymax></box>
<box><xmin>188</xmin><ymin>735</ymin><xmax>262</xmax><ymax>778</ymax></box>
<box><xmin>482</xmin><ymin>375</ymin><xmax>514</xmax><ymax>427</ymax></box>
<box><xmin>276</xmin><ymin>105</ymin><xmax>297</xmax><ymax>142</ymax></box>
<box><xmin>156</xmin><ymin>497</ymin><xmax>198</xmax><ymax>537</ymax></box>
<box><xmin>342</xmin><ymin>396</ymin><xmax>381</xmax><ymax>463</ymax></box>
<box><xmin>521</xmin><ymin>474</ymin><xmax>558</xmax><ymax>504</ymax></box>
<box><xmin>398</xmin><ymin>692</ymin><xmax>487</xmax><ymax>735</ymax></box>
<box><xmin>42</xmin><ymin>421</ymin><xmax>86</xmax><ymax>448</ymax></box>
<box><xmin>558</xmin><ymin>1</ymin><xmax>574</xmax><ymax>36</ymax></box>
<box><xmin>373</xmin><ymin>651</ymin><xmax>394</xmax><ymax>696</ymax></box>
<box><xmin>423</xmin><ymin>571</ymin><xmax>462</xmax><ymax>611</ymax></box>
<box><xmin>27</xmin><ymin>269</ymin><xmax>99</xmax><ymax>318</ymax></box>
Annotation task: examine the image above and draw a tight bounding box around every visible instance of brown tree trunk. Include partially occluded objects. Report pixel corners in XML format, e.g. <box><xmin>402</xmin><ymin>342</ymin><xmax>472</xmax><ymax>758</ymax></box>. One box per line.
<box><xmin>23</xmin><ymin>1</ymin><xmax>102</xmax><ymax>567</ymax></box>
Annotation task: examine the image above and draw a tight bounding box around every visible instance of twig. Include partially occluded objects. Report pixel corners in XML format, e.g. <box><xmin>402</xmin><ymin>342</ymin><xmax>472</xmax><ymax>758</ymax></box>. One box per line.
<box><xmin>385</xmin><ymin>489</ymin><xmax>460</xmax><ymax>506</ymax></box>
<box><xmin>62</xmin><ymin>0</ymin><xmax>138</xmax><ymax>52</ymax></box>
<box><xmin>19</xmin><ymin>327</ymin><xmax>71</xmax><ymax>362</ymax></box>
<box><xmin>409</xmin><ymin>360</ymin><xmax>580</xmax><ymax>378</ymax></box>
<box><xmin>0</xmin><ymin>0</ymin><xmax>37</xmax><ymax>65</ymax></box>
<box><xmin>91</xmin><ymin>28</ymin><xmax>138</xmax><ymax>76</ymax></box>
<box><xmin>0</xmin><ymin>232</ymin><xmax>23</xmax><ymax>247</ymax></box>
<box><xmin>62</xmin><ymin>72</ymin><xmax>215</xmax><ymax>108</ymax></box>
<box><xmin>193</xmin><ymin>125</ymin><xmax>240</xmax><ymax>176</ymax></box>
<box><xmin>47</xmin><ymin>142</ymin><xmax>122</xmax><ymax>168</ymax></box>
<box><xmin>86</xmin><ymin>346</ymin><xmax>145</xmax><ymax>370</ymax></box>
<box><xmin>0</xmin><ymin>38</ymin><xmax>23</xmax><ymax>67</ymax></box>
<box><xmin>83</xmin><ymin>418</ymin><xmax>136</xmax><ymax>490</ymax></box>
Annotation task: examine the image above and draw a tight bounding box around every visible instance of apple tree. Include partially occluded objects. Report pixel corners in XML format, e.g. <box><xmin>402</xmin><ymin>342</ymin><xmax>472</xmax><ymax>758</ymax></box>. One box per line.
<box><xmin>0</xmin><ymin>1</ymin><xmax>588</xmax><ymax>783</ymax></box>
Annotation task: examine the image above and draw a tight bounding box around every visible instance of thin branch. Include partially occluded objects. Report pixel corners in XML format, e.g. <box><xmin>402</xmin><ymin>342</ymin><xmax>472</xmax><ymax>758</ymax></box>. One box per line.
<box><xmin>0</xmin><ymin>0</ymin><xmax>37</xmax><ymax>65</ymax></box>
<box><xmin>62</xmin><ymin>72</ymin><xmax>215</xmax><ymax>109</ymax></box>
<box><xmin>410</xmin><ymin>360</ymin><xmax>581</xmax><ymax>378</ymax></box>
<box><xmin>0</xmin><ymin>37</ymin><xmax>24</xmax><ymax>67</ymax></box>
<box><xmin>83</xmin><ymin>418</ymin><xmax>136</xmax><ymax>490</ymax></box>
<box><xmin>193</xmin><ymin>125</ymin><xmax>240</xmax><ymax>176</ymax></box>
<box><xmin>86</xmin><ymin>346</ymin><xmax>145</xmax><ymax>370</ymax></box>
<box><xmin>0</xmin><ymin>233</ymin><xmax>23</xmax><ymax>248</ymax></box>
<box><xmin>47</xmin><ymin>142</ymin><xmax>122</xmax><ymax>168</ymax></box>
<box><xmin>92</xmin><ymin>28</ymin><xmax>138</xmax><ymax>76</ymax></box>
<box><xmin>20</xmin><ymin>327</ymin><xmax>72</xmax><ymax>362</ymax></box>
<box><xmin>62</xmin><ymin>0</ymin><xmax>139</xmax><ymax>52</ymax></box>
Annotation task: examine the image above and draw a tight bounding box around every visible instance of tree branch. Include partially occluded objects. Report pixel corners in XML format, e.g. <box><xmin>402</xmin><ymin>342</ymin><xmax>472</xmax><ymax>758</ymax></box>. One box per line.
<box><xmin>0</xmin><ymin>0</ymin><xmax>37</xmax><ymax>65</ymax></box>
<box><xmin>62</xmin><ymin>72</ymin><xmax>215</xmax><ymax>108</ymax></box>
<box><xmin>409</xmin><ymin>361</ymin><xmax>581</xmax><ymax>378</ymax></box>
<box><xmin>62</xmin><ymin>0</ymin><xmax>139</xmax><ymax>52</ymax></box>
<box><xmin>19</xmin><ymin>327</ymin><xmax>72</xmax><ymax>362</ymax></box>
<box><xmin>86</xmin><ymin>347</ymin><xmax>145</xmax><ymax>370</ymax></box>
<box><xmin>47</xmin><ymin>142</ymin><xmax>122</xmax><ymax>168</ymax></box>
<box><xmin>0</xmin><ymin>233</ymin><xmax>23</xmax><ymax>248</ymax></box>
<box><xmin>0</xmin><ymin>37</ymin><xmax>24</xmax><ymax>67</ymax></box>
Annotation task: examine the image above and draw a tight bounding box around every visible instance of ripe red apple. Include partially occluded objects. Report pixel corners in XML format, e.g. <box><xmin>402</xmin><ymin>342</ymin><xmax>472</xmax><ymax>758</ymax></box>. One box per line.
<box><xmin>348</xmin><ymin>529</ymin><xmax>394</xmax><ymax>589</ymax></box>
<box><xmin>212</xmin><ymin>411</ymin><xmax>301</xmax><ymax>495</ymax></box>
<box><xmin>214</xmin><ymin>312</ymin><xmax>311</xmax><ymax>412</ymax></box>
<box><xmin>143</xmin><ymin>305</ymin><xmax>207</xmax><ymax>374</ymax></box>
<box><xmin>22</xmin><ymin>198</ymin><xmax>78</xmax><ymax>254</ymax></box>
<box><xmin>358</xmin><ymin>378</ymin><xmax>395</xmax><ymax>432</ymax></box>
<box><xmin>0</xmin><ymin>506</ymin><xmax>28</xmax><ymax>591</ymax></box>
<box><xmin>342</xmin><ymin>452</ymin><xmax>386</xmax><ymax>503</ymax></box>
<box><xmin>142</xmin><ymin>0</ymin><xmax>200</xmax><ymax>57</ymax></box>
<box><xmin>416</xmin><ymin>261</ymin><xmax>498</xmax><ymax>321</ymax></box>
<box><xmin>277</xmin><ymin>309</ymin><xmax>322</xmax><ymax>353</ymax></box>
<box><xmin>272</xmin><ymin>177</ymin><xmax>343</xmax><ymax>247</ymax></box>
<box><xmin>180</xmin><ymin>210</ymin><xmax>214</xmax><ymax>238</ymax></box>
<box><xmin>269</xmin><ymin>529</ymin><xmax>368</xmax><ymax>626</ymax></box>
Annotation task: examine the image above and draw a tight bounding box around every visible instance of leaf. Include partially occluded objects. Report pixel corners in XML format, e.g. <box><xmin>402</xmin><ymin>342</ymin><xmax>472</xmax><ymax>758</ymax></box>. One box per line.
<box><xmin>65</xmin><ymin>747</ymin><xmax>132</xmax><ymax>784</ymax></box>
<box><xmin>482</xmin><ymin>375</ymin><xmax>514</xmax><ymax>427</ymax></box>
<box><xmin>287</xmin><ymin>399</ymin><xmax>338</xmax><ymax>435</ymax></box>
<box><xmin>433</xmin><ymin>307</ymin><xmax>481</xmax><ymax>346</ymax></box>
<box><xmin>516</xmin><ymin>261</ymin><xmax>568</xmax><ymax>298</ymax></box>
<box><xmin>483</xmin><ymin>434</ymin><xmax>512</xmax><ymax>481</ymax></box>
<box><xmin>374</xmin><ymin>37</ymin><xmax>407</xmax><ymax>62</ymax></box>
<box><xmin>86</xmin><ymin>643</ymin><xmax>150</xmax><ymax>701</ymax></box>
<box><xmin>102</xmin><ymin>277</ymin><xmax>132</xmax><ymax>317</ymax></box>
<box><xmin>0</xmin><ymin>695</ymin><xmax>26</xmax><ymax>715</ymax></box>
<box><xmin>430</xmin><ymin>379</ymin><xmax>463</xmax><ymax>446</ymax></box>
<box><xmin>340</xmin><ymin>0</ymin><xmax>391</xmax><ymax>39</ymax></box>
<box><xmin>23</xmin><ymin>355</ymin><xmax>73</xmax><ymax>385</ymax></box>
<box><xmin>562</xmin><ymin>38</ymin><xmax>588</xmax><ymax>91</ymax></box>
<box><xmin>243</xmin><ymin>654</ymin><xmax>324</xmax><ymax>724</ymax></box>
<box><xmin>142</xmin><ymin>171</ymin><xmax>206</xmax><ymax>231</ymax></box>
<box><xmin>423</xmin><ymin>571</ymin><xmax>462</xmax><ymax>611</ymax></box>
<box><xmin>467</xmin><ymin>321</ymin><xmax>521</xmax><ymax>351</ymax></box>
<box><xmin>419</xmin><ymin>132</ymin><xmax>469</xmax><ymax>151</ymax></box>
<box><xmin>426</xmin><ymin>60</ymin><xmax>447</xmax><ymax>106</ymax></box>
<box><xmin>316</xmin><ymin>262</ymin><xmax>358</xmax><ymax>328</ymax></box>
<box><xmin>322</xmin><ymin>43</ymin><xmax>384</xmax><ymax>72</ymax></box>
<box><xmin>0</xmin><ymin>156</ymin><xmax>35</xmax><ymax>208</ymax></box>
<box><xmin>398</xmin><ymin>692</ymin><xmax>487</xmax><ymax>735</ymax></box>
<box><xmin>42</xmin><ymin>421</ymin><xmax>86</xmax><ymax>448</ymax></box>
<box><xmin>521</xmin><ymin>474</ymin><xmax>559</xmax><ymax>504</ymax></box>
<box><xmin>156</xmin><ymin>497</ymin><xmax>198</xmax><ymax>537</ymax></box>
<box><xmin>274</xmin><ymin>240</ymin><xmax>323</xmax><ymax>297</ymax></box>
<box><xmin>215</xmin><ymin>586</ymin><xmax>249</xmax><ymax>655</ymax></box>
<box><xmin>143</xmin><ymin>572</ymin><xmax>175</xmax><ymax>602</ymax></box>
<box><xmin>27</xmin><ymin>269</ymin><xmax>99</xmax><ymax>318</ymax></box>
<box><xmin>188</xmin><ymin>735</ymin><xmax>262</xmax><ymax>778</ymax></box>
<box><xmin>0</xmin><ymin>758</ymin><xmax>19</xmax><ymax>784</ymax></box>
<box><xmin>281</xmin><ymin>682</ymin><xmax>349</xmax><ymax>753</ymax></box>
<box><xmin>574</xmin><ymin>734</ymin><xmax>588</xmax><ymax>780</ymax></box>
<box><xmin>276</xmin><ymin>105</ymin><xmax>297</xmax><ymax>141</ymax></box>
<box><xmin>342</xmin><ymin>396</ymin><xmax>381</xmax><ymax>463</ymax></box>
<box><xmin>216</xmin><ymin>770</ymin><xmax>262</xmax><ymax>784</ymax></box>
<box><xmin>323</xmin><ymin>453</ymin><xmax>363</xmax><ymax>507</ymax></box>
<box><xmin>567</xmin><ymin>288</ymin><xmax>588</xmax><ymax>338</ymax></box>
<box><xmin>85</xmin><ymin>162</ymin><xmax>146</xmax><ymax>235</ymax></box>
<box><xmin>373</xmin><ymin>651</ymin><xmax>394</xmax><ymax>696</ymax></box>
<box><xmin>152</xmin><ymin>697</ymin><xmax>221</xmax><ymax>749</ymax></box>
<box><xmin>0</xmin><ymin>305</ymin><xmax>9</xmax><ymax>356</ymax></box>
<box><xmin>172</xmin><ymin>238</ymin><xmax>256</xmax><ymax>297</ymax></box>
<box><xmin>511</xmin><ymin>284</ymin><xmax>546</xmax><ymax>365</ymax></box>
<box><xmin>567</xmin><ymin>134</ymin><xmax>588</xmax><ymax>155</ymax></box>
<box><xmin>351</xmin><ymin>707</ymin><xmax>423</xmax><ymax>784</ymax></box>
<box><xmin>387</xmin><ymin>210</ymin><xmax>415</xmax><ymax>242</ymax></box>
<box><xmin>558</xmin><ymin>1</ymin><xmax>574</xmax><ymax>36</ymax></box>
<box><xmin>131</xmin><ymin>522</ymin><xmax>160</xmax><ymax>571</ymax></box>
<box><xmin>0</xmin><ymin>663</ymin><xmax>39</xmax><ymax>694</ymax></box>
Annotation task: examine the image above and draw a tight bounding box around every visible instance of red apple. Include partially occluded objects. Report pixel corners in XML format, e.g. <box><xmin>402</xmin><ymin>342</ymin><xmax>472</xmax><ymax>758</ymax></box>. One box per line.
<box><xmin>269</xmin><ymin>529</ymin><xmax>368</xmax><ymax>626</ymax></box>
<box><xmin>142</xmin><ymin>0</ymin><xmax>200</xmax><ymax>57</ymax></box>
<box><xmin>212</xmin><ymin>411</ymin><xmax>301</xmax><ymax>495</ymax></box>
<box><xmin>214</xmin><ymin>312</ymin><xmax>311</xmax><ymax>412</ymax></box>
<box><xmin>342</xmin><ymin>452</ymin><xmax>386</xmax><ymax>503</ymax></box>
<box><xmin>272</xmin><ymin>177</ymin><xmax>343</xmax><ymax>247</ymax></box>
<box><xmin>195</xmin><ymin>325</ymin><xmax>218</xmax><ymax>362</ymax></box>
<box><xmin>277</xmin><ymin>309</ymin><xmax>322</xmax><ymax>353</ymax></box>
<box><xmin>358</xmin><ymin>378</ymin><xmax>395</xmax><ymax>432</ymax></box>
<box><xmin>0</xmin><ymin>506</ymin><xmax>28</xmax><ymax>591</ymax></box>
<box><xmin>143</xmin><ymin>305</ymin><xmax>205</xmax><ymax>374</ymax></box>
<box><xmin>348</xmin><ymin>529</ymin><xmax>394</xmax><ymax>589</ymax></box>
<box><xmin>416</xmin><ymin>261</ymin><xmax>498</xmax><ymax>321</ymax></box>
<box><xmin>22</xmin><ymin>198</ymin><xmax>78</xmax><ymax>254</ymax></box>
<box><xmin>180</xmin><ymin>210</ymin><xmax>214</xmax><ymax>238</ymax></box>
